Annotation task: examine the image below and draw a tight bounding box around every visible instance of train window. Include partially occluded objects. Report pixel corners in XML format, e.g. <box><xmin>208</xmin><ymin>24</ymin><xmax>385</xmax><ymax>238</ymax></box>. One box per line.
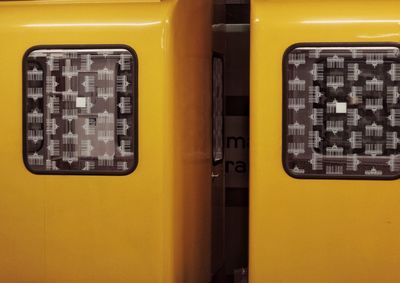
<box><xmin>213</xmin><ymin>54</ymin><xmax>224</xmax><ymax>163</ymax></box>
<box><xmin>23</xmin><ymin>46</ymin><xmax>138</xmax><ymax>175</ymax></box>
<box><xmin>283</xmin><ymin>44</ymin><xmax>400</xmax><ymax>179</ymax></box>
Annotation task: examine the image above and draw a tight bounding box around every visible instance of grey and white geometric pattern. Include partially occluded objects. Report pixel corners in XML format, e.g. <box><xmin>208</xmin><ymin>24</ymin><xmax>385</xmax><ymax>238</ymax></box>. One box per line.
<box><xmin>24</xmin><ymin>47</ymin><xmax>137</xmax><ymax>174</ymax></box>
<box><xmin>284</xmin><ymin>45</ymin><xmax>400</xmax><ymax>178</ymax></box>
<box><xmin>213</xmin><ymin>55</ymin><xmax>224</xmax><ymax>163</ymax></box>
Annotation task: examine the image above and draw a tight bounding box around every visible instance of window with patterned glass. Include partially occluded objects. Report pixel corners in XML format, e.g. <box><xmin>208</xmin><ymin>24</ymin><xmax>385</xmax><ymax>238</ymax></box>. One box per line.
<box><xmin>213</xmin><ymin>54</ymin><xmax>224</xmax><ymax>163</ymax></box>
<box><xmin>23</xmin><ymin>46</ymin><xmax>138</xmax><ymax>175</ymax></box>
<box><xmin>283</xmin><ymin>44</ymin><xmax>400</xmax><ymax>179</ymax></box>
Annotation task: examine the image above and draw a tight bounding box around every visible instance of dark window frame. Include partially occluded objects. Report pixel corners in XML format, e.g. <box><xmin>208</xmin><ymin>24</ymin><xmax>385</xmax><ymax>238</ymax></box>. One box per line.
<box><xmin>212</xmin><ymin>52</ymin><xmax>225</xmax><ymax>165</ymax></box>
<box><xmin>282</xmin><ymin>42</ymin><xmax>400</xmax><ymax>180</ymax></box>
<box><xmin>22</xmin><ymin>44</ymin><xmax>139</xmax><ymax>176</ymax></box>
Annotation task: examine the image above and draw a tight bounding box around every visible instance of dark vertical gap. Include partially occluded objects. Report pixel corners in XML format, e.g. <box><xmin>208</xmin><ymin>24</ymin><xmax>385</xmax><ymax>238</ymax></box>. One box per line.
<box><xmin>212</xmin><ymin>1</ymin><xmax>250</xmax><ymax>283</ymax></box>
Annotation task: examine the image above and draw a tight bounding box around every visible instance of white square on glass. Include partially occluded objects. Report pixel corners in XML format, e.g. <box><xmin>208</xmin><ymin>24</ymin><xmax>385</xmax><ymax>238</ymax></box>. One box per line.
<box><xmin>336</xmin><ymin>102</ymin><xmax>347</xmax><ymax>114</ymax></box>
<box><xmin>76</xmin><ymin>97</ymin><xmax>86</xmax><ymax>108</ymax></box>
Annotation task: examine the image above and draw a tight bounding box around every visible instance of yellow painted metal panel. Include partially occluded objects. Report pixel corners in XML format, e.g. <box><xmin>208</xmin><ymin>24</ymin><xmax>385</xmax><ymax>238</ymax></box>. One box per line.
<box><xmin>0</xmin><ymin>0</ymin><xmax>212</xmax><ymax>282</ymax></box>
<box><xmin>250</xmin><ymin>1</ymin><xmax>400</xmax><ymax>282</ymax></box>
<box><xmin>1</xmin><ymin>0</ymin><xmax>161</xmax><ymax>3</ymax></box>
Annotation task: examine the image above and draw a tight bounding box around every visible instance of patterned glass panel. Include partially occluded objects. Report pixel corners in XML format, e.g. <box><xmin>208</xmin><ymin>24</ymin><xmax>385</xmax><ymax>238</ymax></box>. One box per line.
<box><xmin>213</xmin><ymin>54</ymin><xmax>224</xmax><ymax>163</ymax></box>
<box><xmin>24</xmin><ymin>47</ymin><xmax>137</xmax><ymax>175</ymax></box>
<box><xmin>284</xmin><ymin>45</ymin><xmax>400</xmax><ymax>179</ymax></box>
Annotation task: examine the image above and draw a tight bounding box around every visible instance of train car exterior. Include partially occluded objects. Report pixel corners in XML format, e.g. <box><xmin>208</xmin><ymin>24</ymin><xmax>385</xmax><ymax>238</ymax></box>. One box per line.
<box><xmin>250</xmin><ymin>1</ymin><xmax>400</xmax><ymax>282</ymax></box>
<box><xmin>0</xmin><ymin>0</ymin><xmax>212</xmax><ymax>282</ymax></box>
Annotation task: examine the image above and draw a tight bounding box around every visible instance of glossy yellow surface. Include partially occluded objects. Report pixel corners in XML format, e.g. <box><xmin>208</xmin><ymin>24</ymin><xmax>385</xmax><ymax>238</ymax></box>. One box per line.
<box><xmin>250</xmin><ymin>1</ymin><xmax>400</xmax><ymax>282</ymax></box>
<box><xmin>0</xmin><ymin>0</ymin><xmax>212</xmax><ymax>282</ymax></box>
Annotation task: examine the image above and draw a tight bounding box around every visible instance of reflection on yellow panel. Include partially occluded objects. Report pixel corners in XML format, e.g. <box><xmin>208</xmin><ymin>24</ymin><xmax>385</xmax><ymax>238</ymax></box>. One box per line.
<box><xmin>250</xmin><ymin>1</ymin><xmax>400</xmax><ymax>282</ymax></box>
<box><xmin>0</xmin><ymin>0</ymin><xmax>212</xmax><ymax>282</ymax></box>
